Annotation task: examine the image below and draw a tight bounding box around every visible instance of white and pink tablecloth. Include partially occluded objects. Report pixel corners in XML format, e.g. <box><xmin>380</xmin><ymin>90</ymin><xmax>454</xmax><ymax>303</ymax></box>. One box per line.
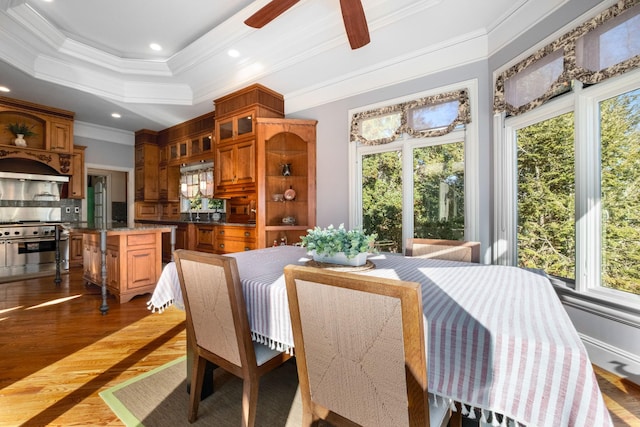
<box><xmin>148</xmin><ymin>245</ymin><xmax>612</xmax><ymax>427</ymax></box>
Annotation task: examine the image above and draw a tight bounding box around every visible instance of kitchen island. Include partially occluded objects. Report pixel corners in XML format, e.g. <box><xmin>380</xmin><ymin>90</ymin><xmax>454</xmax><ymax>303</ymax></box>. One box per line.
<box><xmin>70</xmin><ymin>224</ymin><xmax>174</xmax><ymax>311</ymax></box>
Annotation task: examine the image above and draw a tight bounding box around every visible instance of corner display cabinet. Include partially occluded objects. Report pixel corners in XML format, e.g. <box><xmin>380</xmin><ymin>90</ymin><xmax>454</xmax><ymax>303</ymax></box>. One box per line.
<box><xmin>255</xmin><ymin>118</ymin><xmax>317</xmax><ymax>248</ymax></box>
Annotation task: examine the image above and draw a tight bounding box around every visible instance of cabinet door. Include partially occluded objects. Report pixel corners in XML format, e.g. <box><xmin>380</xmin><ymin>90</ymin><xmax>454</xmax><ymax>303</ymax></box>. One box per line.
<box><xmin>68</xmin><ymin>146</ymin><xmax>85</xmax><ymax>199</ymax></box>
<box><xmin>216</xmin><ymin>144</ymin><xmax>237</xmax><ymax>187</ymax></box>
<box><xmin>69</xmin><ymin>233</ymin><xmax>83</xmax><ymax>267</ymax></box>
<box><xmin>106</xmin><ymin>248</ymin><xmax>120</xmax><ymax>289</ymax></box>
<box><xmin>158</xmin><ymin>165</ymin><xmax>168</xmax><ymax>200</ymax></box>
<box><xmin>126</xmin><ymin>248</ymin><xmax>157</xmax><ymax>290</ymax></box>
<box><xmin>235</xmin><ymin>139</ymin><xmax>255</xmax><ymax>185</ymax></box>
<box><xmin>49</xmin><ymin>120</ymin><xmax>72</xmax><ymax>153</ymax></box>
<box><xmin>195</xmin><ymin>225</ymin><xmax>215</xmax><ymax>253</ymax></box>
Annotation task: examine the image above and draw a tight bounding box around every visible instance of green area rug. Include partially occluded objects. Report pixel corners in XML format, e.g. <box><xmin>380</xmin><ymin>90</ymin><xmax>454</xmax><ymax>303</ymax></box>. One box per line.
<box><xmin>100</xmin><ymin>356</ymin><xmax>303</xmax><ymax>426</ymax></box>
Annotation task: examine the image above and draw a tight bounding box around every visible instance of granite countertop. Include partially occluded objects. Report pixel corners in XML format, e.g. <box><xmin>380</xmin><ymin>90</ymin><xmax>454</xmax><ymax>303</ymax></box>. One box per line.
<box><xmin>135</xmin><ymin>219</ymin><xmax>256</xmax><ymax>227</ymax></box>
<box><xmin>66</xmin><ymin>222</ymin><xmax>176</xmax><ymax>232</ymax></box>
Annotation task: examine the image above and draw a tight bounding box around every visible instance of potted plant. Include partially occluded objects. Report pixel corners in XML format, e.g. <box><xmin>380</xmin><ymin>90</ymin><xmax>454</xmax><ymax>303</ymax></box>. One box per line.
<box><xmin>6</xmin><ymin>122</ymin><xmax>36</xmax><ymax>147</ymax></box>
<box><xmin>6</xmin><ymin>122</ymin><xmax>36</xmax><ymax>137</ymax></box>
<box><xmin>300</xmin><ymin>224</ymin><xmax>377</xmax><ymax>266</ymax></box>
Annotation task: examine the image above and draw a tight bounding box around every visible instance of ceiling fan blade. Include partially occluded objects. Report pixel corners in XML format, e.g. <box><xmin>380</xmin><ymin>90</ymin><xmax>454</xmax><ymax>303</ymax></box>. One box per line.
<box><xmin>339</xmin><ymin>0</ymin><xmax>370</xmax><ymax>49</ymax></box>
<box><xmin>244</xmin><ymin>0</ymin><xmax>300</xmax><ymax>28</ymax></box>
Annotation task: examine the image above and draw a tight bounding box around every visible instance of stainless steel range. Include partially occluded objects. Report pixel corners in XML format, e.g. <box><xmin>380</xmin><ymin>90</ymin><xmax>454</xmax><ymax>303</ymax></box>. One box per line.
<box><xmin>0</xmin><ymin>171</ymin><xmax>70</xmax><ymax>278</ymax></box>
<box><xmin>0</xmin><ymin>222</ymin><xmax>69</xmax><ymax>277</ymax></box>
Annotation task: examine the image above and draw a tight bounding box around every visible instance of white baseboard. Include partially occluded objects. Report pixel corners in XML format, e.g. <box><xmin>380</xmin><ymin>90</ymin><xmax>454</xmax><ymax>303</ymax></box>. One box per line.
<box><xmin>579</xmin><ymin>333</ymin><xmax>640</xmax><ymax>385</ymax></box>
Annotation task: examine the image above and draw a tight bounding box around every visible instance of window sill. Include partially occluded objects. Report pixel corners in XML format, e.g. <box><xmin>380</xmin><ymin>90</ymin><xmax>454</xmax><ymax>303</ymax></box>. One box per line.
<box><xmin>551</xmin><ymin>279</ymin><xmax>640</xmax><ymax>328</ymax></box>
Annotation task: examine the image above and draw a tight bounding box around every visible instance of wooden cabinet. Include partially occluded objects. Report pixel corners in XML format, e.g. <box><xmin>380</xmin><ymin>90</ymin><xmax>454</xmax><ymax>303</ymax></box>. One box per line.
<box><xmin>158</xmin><ymin>164</ymin><xmax>180</xmax><ymax>202</ymax></box>
<box><xmin>82</xmin><ymin>227</ymin><xmax>171</xmax><ymax>303</ymax></box>
<box><xmin>49</xmin><ymin>119</ymin><xmax>73</xmax><ymax>153</ymax></box>
<box><xmin>215</xmin><ymin>225</ymin><xmax>256</xmax><ymax>253</ymax></box>
<box><xmin>134</xmin><ymin>136</ymin><xmax>159</xmax><ymax>202</ymax></box>
<box><xmin>0</xmin><ymin>96</ymin><xmax>74</xmax><ymax>173</ymax></box>
<box><xmin>256</xmin><ymin>118</ymin><xmax>317</xmax><ymax>248</ymax></box>
<box><xmin>68</xmin><ymin>145</ymin><xmax>86</xmax><ymax>199</ymax></box>
<box><xmin>214</xmin><ymin>84</ymin><xmax>284</xmax><ymax>198</ymax></box>
<box><xmin>216</xmin><ymin>109</ymin><xmax>256</xmax><ymax>144</ymax></box>
<box><xmin>69</xmin><ymin>232</ymin><xmax>84</xmax><ymax>268</ymax></box>
<box><xmin>215</xmin><ymin>139</ymin><xmax>256</xmax><ymax>196</ymax></box>
<box><xmin>194</xmin><ymin>224</ymin><xmax>216</xmax><ymax>252</ymax></box>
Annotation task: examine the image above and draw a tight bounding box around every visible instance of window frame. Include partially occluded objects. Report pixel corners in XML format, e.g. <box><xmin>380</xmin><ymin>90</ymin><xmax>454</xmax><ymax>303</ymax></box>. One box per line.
<box><xmin>496</xmin><ymin>68</ymin><xmax>640</xmax><ymax>309</ymax></box>
<box><xmin>349</xmin><ymin>80</ymin><xmax>479</xmax><ymax>255</ymax></box>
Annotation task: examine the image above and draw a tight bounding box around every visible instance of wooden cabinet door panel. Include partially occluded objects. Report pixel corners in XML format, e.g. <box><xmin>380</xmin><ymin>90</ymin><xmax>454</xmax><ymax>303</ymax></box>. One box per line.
<box><xmin>49</xmin><ymin>120</ymin><xmax>72</xmax><ymax>153</ymax></box>
<box><xmin>235</xmin><ymin>140</ymin><xmax>255</xmax><ymax>185</ymax></box>
<box><xmin>216</xmin><ymin>144</ymin><xmax>236</xmax><ymax>186</ymax></box>
<box><xmin>127</xmin><ymin>248</ymin><xmax>157</xmax><ymax>290</ymax></box>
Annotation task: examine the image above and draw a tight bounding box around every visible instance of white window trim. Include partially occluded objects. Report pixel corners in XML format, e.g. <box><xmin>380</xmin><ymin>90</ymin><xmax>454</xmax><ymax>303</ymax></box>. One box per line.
<box><xmin>496</xmin><ymin>69</ymin><xmax>640</xmax><ymax>311</ymax></box>
<box><xmin>348</xmin><ymin>79</ymin><xmax>479</xmax><ymax>251</ymax></box>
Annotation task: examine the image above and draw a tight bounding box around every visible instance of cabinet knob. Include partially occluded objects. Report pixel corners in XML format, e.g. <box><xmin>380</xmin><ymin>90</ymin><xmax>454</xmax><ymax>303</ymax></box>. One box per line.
<box><xmin>219</xmin><ymin>244</ymin><xmax>225</xmax><ymax>248</ymax></box>
<box><xmin>219</xmin><ymin>230</ymin><xmax>225</xmax><ymax>235</ymax></box>
<box><xmin>244</xmin><ymin>232</ymin><xmax>250</xmax><ymax>237</ymax></box>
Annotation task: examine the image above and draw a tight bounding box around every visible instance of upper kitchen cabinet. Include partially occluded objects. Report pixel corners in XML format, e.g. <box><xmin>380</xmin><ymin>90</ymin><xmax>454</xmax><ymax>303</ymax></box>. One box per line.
<box><xmin>214</xmin><ymin>84</ymin><xmax>284</xmax><ymax>197</ymax></box>
<box><xmin>0</xmin><ymin>95</ymin><xmax>74</xmax><ymax>155</ymax></box>
<box><xmin>134</xmin><ymin>130</ymin><xmax>159</xmax><ymax>202</ymax></box>
<box><xmin>255</xmin><ymin>118</ymin><xmax>317</xmax><ymax>248</ymax></box>
<box><xmin>163</xmin><ymin>112</ymin><xmax>214</xmax><ymax>165</ymax></box>
<box><xmin>67</xmin><ymin>145</ymin><xmax>86</xmax><ymax>199</ymax></box>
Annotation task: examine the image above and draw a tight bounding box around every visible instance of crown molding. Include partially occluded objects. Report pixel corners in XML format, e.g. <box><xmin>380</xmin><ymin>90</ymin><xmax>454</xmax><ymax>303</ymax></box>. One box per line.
<box><xmin>74</xmin><ymin>121</ymin><xmax>134</xmax><ymax>146</ymax></box>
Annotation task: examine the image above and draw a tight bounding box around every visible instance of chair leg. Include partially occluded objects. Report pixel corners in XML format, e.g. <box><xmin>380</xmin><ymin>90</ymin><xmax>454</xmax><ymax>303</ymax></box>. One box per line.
<box><xmin>188</xmin><ymin>355</ymin><xmax>207</xmax><ymax>423</ymax></box>
<box><xmin>241</xmin><ymin>378</ymin><xmax>260</xmax><ymax>427</ymax></box>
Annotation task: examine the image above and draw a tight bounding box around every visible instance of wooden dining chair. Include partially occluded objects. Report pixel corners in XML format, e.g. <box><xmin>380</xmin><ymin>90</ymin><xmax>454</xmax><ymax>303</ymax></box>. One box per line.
<box><xmin>284</xmin><ymin>265</ymin><xmax>456</xmax><ymax>427</ymax></box>
<box><xmin>405</xmin><ymin>238</ymin><xmax>481</xmax><ymax>263</ymax></box>
<box><xmin>173</xmin><ymin>249</ymin><xmax>292</xmax><ymax>425</ymax></box>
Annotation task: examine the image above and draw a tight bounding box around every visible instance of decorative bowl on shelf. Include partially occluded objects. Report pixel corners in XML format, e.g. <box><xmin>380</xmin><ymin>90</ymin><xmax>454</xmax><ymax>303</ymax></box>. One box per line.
<box><xmin>272</xmin><ymin>193</ymin><xmax>284</xmax><ymax>202</ymax></box>
<box><xmin>282</xmin><ymin>216</ymin><xmax>296</xmax><ymax>225</ymax></box>
<box><xmin>284</xmin><ymin>187</ymin><xmax>296</xmax><ymax>201</ymax></box>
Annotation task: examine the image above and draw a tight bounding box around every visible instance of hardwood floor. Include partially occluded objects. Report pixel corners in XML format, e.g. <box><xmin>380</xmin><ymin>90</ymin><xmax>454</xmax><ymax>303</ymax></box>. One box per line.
<box><xmin>1</xmin><ymin>268</ymin><xmax>639</xmax><ymax>426</ymax></box>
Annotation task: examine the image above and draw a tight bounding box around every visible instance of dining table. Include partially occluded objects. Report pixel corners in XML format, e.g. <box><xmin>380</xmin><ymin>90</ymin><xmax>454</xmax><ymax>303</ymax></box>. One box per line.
<box><xmin>148</xmin><ymin>245</ymin><xmax>613</xmax><ymax>427</ymax></box>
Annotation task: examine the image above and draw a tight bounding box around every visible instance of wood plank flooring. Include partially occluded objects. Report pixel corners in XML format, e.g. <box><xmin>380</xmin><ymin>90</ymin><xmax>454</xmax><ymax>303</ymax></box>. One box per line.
<box><xmin>1</xmin><ymin>268</ymin><xmax>639</xmax><ymax>426</ymax></box>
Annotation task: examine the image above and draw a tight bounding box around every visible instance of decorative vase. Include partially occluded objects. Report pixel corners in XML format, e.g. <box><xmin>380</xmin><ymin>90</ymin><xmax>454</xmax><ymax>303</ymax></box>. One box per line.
<box><xmin>312</xmin><ymin>251</ymin><xmax>368</xmax><ymax>266</ymax></box>
<box><xmin>14</xmin><ymin>134</ymin><xmax>27</xmax><ymax>147</ymax></box>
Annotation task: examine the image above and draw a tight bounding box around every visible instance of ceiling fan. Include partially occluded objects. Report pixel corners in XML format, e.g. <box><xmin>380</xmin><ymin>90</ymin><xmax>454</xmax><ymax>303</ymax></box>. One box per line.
<box><xmin>244</xmin><ymin>0</ymin><xmax>370</xmax><ymax>50</ymax></box>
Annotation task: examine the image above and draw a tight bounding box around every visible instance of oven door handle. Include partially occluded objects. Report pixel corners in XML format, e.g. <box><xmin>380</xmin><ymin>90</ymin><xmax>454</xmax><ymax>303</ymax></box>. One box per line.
<box><xmin>16</xmin><ymin>237</ymin><xmax>68</xmax><ymax>243</ymax></box>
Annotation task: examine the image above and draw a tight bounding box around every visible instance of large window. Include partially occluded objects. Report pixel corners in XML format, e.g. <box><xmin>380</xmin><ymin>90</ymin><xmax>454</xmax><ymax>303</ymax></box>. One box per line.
<box><xmin>350</xmin><ymin>82</ymin><xmax>477</xmax><ymax>254</ymax></box>
<box><xmin>500</xmin><ymin>72</ymin><xmax>640</xmax><ymax>300</ymax></box>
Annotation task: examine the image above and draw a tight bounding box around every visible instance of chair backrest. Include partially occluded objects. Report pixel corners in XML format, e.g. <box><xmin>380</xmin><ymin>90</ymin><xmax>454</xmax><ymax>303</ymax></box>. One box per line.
<box><xmin>174</xmin><ymin>249</ymin><xmax>253</xmax><ymax>368</ymax></box>
<box><xmin>284</xmin><ymin>265</ymin><xmax>431</xmax><ymax>427</ymax></box>
<box><xmin>405</xmin><ymin>238</ymin><xmax>480</xmax><ymax>263</ymax></box>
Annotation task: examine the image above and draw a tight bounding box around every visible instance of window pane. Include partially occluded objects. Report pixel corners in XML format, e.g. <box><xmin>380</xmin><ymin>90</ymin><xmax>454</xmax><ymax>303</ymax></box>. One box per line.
<box><xmin>600</xmin><ymin>88</ymin><xmax>640</xmax><ymax>296</ymax></box>
<box><xmin>361</xmin><ymin>113</ymin><xmax>402</xmax><ymax>141</ymax></box>
<box><xmin>407</xmin><ymin>101</ymin><xmax>458</xmax><ymax>131</ymax></box>
<box><xmin>362</xmin><ymin>151</ymin><xmax>403</xmax><ymax>252</ymax></box>
<box><xmin>517</xmin><ymin>112</ymin><xmax>575</xmax><ymax>278</ymax></box>
<box><xmin>413</xmin><ymin>143</ymin><xmax>465</xmax><ymax>240</ymax></box>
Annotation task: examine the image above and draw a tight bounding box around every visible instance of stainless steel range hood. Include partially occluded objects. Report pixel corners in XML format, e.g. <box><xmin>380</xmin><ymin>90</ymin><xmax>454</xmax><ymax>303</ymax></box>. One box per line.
<box><xmin>0</xmin><ymin>171</ymin><xmax>69</xmax><ymax>183</ymax></box>
<box><xmin>0</xmin><ymin>171</ymin><xmax>68</xmax><ymax>202</ymax></box>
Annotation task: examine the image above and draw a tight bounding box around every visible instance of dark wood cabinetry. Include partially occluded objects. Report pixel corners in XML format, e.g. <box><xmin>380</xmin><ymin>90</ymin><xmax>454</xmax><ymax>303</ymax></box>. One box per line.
<box><xmin>134</xmin><ymin>131</ymin><xmax>160</xmax><ymax>202</ymax></box>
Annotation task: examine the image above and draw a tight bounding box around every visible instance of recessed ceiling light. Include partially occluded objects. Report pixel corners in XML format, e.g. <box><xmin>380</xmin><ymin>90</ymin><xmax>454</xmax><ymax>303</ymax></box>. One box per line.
<box><xmin>111</xmin><ymin>113</ymin><xmax>121</xmax><ymax>118</ymax></box>
<box><xmin>149</xmin><ymin>43</ymin><xmax>162</xmax><ymax>51</ymax></box>
<box><xmin>0</xmin><ymin>86</ymin><xmax>10</xmax><ymax>93</ymax></box>
<box><xmin>228</xmin><ymin>49</ymin><xmax>240</xmax><ymax>58</ymax></box>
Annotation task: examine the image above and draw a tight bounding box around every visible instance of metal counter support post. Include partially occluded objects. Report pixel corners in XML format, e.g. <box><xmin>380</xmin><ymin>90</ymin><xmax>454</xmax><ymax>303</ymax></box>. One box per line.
<box><xmin>99</xmin><ymin>229</ymin><xmax>109</xmax><ymax>315</ymax></box>
<box><xmin>54</xmin><ymin>225</ymin><xmax>62</xmax><ymax>285</ymax></box>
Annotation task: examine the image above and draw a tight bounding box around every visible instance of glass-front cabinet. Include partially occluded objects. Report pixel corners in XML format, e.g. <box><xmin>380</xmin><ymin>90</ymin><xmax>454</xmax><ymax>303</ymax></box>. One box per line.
<box><xmin>216</xmin><ymin>109</ymin><xmax>255</xmax><ymax>144</ymax></box>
